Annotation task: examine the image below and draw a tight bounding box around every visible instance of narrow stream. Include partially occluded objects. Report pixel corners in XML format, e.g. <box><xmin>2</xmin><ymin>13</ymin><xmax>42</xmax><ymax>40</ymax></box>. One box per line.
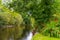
<box><xmin>21</xmin><ymin>32</ymin><xmax>33</xmax><ymax>40</ymax></box>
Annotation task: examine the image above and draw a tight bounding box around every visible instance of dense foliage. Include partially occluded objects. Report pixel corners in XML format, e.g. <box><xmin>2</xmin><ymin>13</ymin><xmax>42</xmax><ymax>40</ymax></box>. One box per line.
<box><xmin>8</xmin><ymin>0</ymin><xmax>58</xmax><ymax>30</ymax></box>
<box><xmin>0</xmin><ymin>0</ymin><xmax>60</xmax><ymax>39</ymax></box>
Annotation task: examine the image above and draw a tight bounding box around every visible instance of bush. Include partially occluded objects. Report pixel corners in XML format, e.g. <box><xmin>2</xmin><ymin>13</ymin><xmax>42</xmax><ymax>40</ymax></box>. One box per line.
<box><xmin>0</xmin><ymin>11</ymin><xmax>24</xmax><ymax>40</ymax></box>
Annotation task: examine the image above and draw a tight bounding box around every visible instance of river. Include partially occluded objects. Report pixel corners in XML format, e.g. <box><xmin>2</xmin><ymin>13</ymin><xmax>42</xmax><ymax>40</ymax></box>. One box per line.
<box><xmin>21</xmin><ymin>32</ymin><xmax>33</xmax><ymax>40</ymax></box>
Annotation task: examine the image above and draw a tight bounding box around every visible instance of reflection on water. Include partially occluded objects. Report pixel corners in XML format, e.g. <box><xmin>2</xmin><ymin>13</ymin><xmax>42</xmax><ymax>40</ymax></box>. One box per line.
<box><xmin>9</xmin><ymin>32</ymin><xmax>33</xmax><ymax>40</ymax></box>
<box><xmin>9</xmin><ymin>35</ymin><xmax>14</xmax><ymax>40</ymax></box>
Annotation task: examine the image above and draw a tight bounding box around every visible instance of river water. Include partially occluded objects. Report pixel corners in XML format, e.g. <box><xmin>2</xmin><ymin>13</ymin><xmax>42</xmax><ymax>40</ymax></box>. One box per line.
<box><xmin>21</xmin><ymin>32</ymin><xmax>33</xmax><ymax>40</ymax></box>
<box><xmin>9</xmin><ymin>32</ymin><xmax>33</xmax><ymax>40</ymax></box>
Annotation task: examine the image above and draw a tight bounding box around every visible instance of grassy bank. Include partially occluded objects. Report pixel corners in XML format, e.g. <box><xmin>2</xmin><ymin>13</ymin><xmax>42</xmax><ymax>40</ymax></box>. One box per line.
<box><xmin>32</xmin><ymin>33</ymin><xmax>60</xmax><ymax>40</ymax></box>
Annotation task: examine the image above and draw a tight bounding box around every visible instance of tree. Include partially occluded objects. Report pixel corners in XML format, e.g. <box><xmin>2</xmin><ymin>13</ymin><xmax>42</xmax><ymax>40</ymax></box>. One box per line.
<box><xmin>8</xmin><ymin>0</ymin><xmax>36</xmax><ymax>32</ymax></box>
<box><xmin>8</xmin><ymin>0</ymin><xmax>59</xmax><ymax>32</ymax></box>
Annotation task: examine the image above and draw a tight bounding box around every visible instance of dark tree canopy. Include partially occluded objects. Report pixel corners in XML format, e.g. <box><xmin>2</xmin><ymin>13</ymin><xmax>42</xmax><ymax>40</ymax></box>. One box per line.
<box><xmin>8</xmin><ymin>0</ymin><xmax>59</xmax><ymax>32</ymax></box>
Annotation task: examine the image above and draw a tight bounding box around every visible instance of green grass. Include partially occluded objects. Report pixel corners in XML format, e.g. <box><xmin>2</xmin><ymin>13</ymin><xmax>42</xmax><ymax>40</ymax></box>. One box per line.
<box><xmin>32</xmin><ymin>13</ymin><xmax>60</xmax><ymax>40</ymax></box>
<box><xmin>32</xmin><ymin>33</ymin><xmax>60</xmax><ymax>40</ymax></box>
